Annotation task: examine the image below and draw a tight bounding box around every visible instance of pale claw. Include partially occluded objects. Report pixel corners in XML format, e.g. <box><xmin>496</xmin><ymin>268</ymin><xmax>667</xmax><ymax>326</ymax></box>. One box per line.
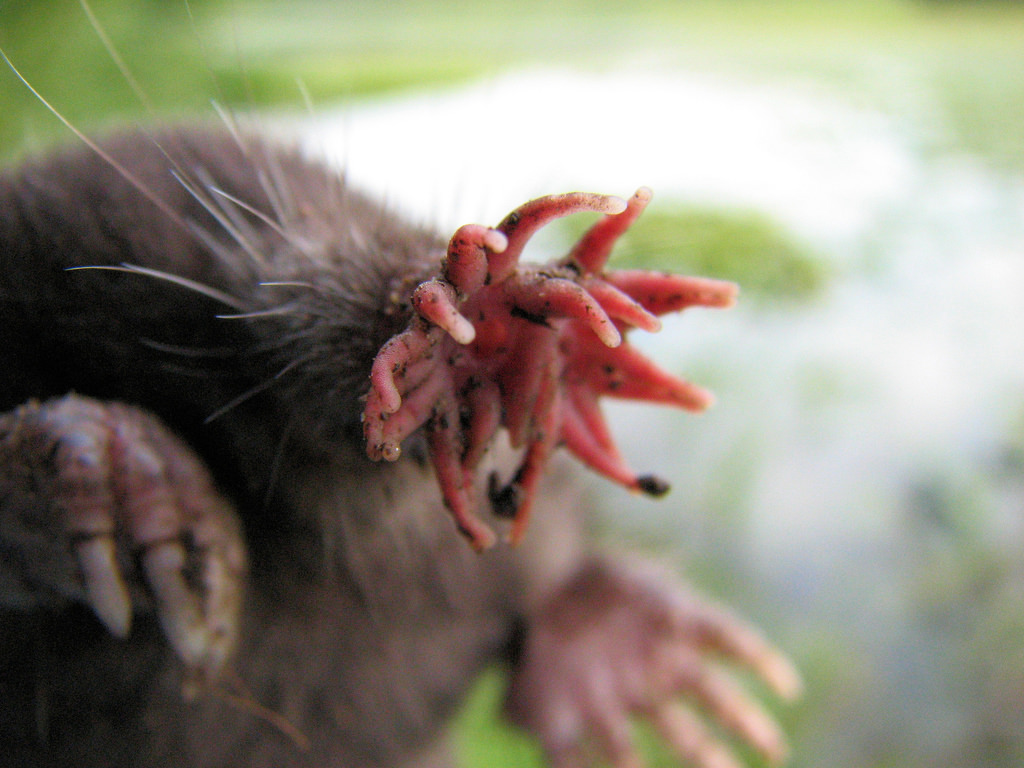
<box><xmin>75</xmin><ymin>535</ymin><xmax>132</xmax><ymax>638</ymax></box>
<box><xmin>659</xmin><ymin>646</ymin><xmax>789</xmax><ymax>764</ymax></box>
<box><xmin>0</xmin><ymin>394</ymin><xmax>247</xmax><ymax>677</ymax></box>
<box><xmin>653</xmin><ymin>704</ymin><xmax>744</xmax><ymax>768</ymax></box>
<box><xmin>143</xmin><ymin>542</ymin><xmax>212</xmax><ymax>668</ymax></box>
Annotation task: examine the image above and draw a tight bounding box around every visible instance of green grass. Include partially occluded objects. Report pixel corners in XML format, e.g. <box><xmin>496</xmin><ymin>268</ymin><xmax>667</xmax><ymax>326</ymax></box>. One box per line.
<box><xmin>454</xmin><ymin>669</ymin><xmax>546</xmax><ymax>768</ymax></box>
<box><xmin>4</xmin><ymin>0</ymin><xmax>1024</xmax><ymax>167</ymax></box>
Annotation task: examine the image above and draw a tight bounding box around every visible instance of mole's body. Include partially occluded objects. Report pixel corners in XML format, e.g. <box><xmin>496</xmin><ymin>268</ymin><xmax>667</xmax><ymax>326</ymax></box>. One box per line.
<box><xmin>0</xmin><ymin>126</ymin><xmax>798</xmax><ymax>768</ymax></box>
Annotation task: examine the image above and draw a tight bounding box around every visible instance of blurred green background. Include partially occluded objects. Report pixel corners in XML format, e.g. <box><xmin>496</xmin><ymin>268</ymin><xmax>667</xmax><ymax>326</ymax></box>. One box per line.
<box><xmin>3</xmin><ymin>1</ymin><xmax>1024</xmax><ymax>766</ymax></box>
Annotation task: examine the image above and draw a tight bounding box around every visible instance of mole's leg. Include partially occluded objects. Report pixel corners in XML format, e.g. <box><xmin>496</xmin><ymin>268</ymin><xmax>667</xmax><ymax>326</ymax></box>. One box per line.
<box><xmin>504</xmin><ymin>558</ymin><xmax>802</xmax><ymax>768</ymax></box>
<box><xmin>0</xmin><ymin>394</ymin><xmax>247</xmax><ymax>678</ymax></box>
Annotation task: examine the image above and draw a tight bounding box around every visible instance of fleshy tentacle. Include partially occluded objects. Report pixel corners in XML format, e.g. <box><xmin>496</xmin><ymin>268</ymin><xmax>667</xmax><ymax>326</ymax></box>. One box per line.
<box><xmin>362</xmin><ymin>188</ymin><xmax>737</xmax><ymax>548</ymax></box>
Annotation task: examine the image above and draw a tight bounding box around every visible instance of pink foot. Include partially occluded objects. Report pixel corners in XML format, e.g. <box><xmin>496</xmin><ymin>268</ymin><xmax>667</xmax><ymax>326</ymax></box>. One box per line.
<box><xmin>363</xmin><ymin>188</ymin><xmax>737</xmax><ymax>548</ymax></box>
<box><xmin>505</xmin><ymin>559</ymin><xmax>802</xmax><ymax>768</ymax></box>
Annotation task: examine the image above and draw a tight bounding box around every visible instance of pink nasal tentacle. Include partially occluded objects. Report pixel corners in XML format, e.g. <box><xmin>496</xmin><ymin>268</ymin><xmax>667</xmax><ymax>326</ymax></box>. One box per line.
<box><xmin>606</xmin><ymin>271</ymin><xmax>739</xmax><ymax>315</ymax></box>
<box><xmin>412</xmin><ymin>280</ymin><xmax>475</xmax><ymax>344</ymax></box>
<box><xmin>365</xmin><ymin>360</ymin><xmax>453</xmax><ymax>461</ymax></box>
<box><xmin>461</xmin><ymin>377</ymin><xmax>503</xmax><ymax>472</ymax></box>
<box><xmin>504</xmin><ymin>273</ymin><xmax>622</xmax><ymax>348</ymax></box>
<box><xmin>427</xmin><ymin>409</ymin><xmax>496</xmax><ymax>550</ymax></box>
<box><xmin>501</xmin><ymin>328</ymin><xmax>558</xmax><ymax>449</ymax></box>
<box><xmin>507</xmin><ymin>378</ymin><xmax>561</xmax><ymax>546</ymax></box>
<box><xmin>368</xmin><ymin>326</ymin><xmax>441</xmax><ymax>415</ymax></box>
<box><xmin>575</xmin><ymin>337</ymin><xmax>715</xmax><ymax>411</ymax></box>
<box><xmin>568</xmin><ymin>186</ymin><xmax>653</xmax><ymax>273</ymax></box>
<box><xmin>444</xmin><ymin>224</ymin><xmax>507</xmax><ymax>295</ymax></box>
<box><xmin>583</xmin><ymin>276</ymin><xmax>661</xmax><ymax>333</ymax></box>
<box><xmin>560</xmin><ymin>393</ymin><xmax>638</xmax><ymax>491</ymax></box>
<box><xmin>491</xmin><ymin>192</ymin><xmax>627</xmax><ymax>283</ymax></box>
<box><xmin>363</xmin><ymin>186</ymin><xmax>734</xmax><ymax>548</ymax></box>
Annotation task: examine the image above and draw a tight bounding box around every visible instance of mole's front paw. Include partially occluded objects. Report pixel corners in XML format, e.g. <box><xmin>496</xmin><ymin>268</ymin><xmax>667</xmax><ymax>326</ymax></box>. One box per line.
<box><xmin>505</xmin><ymin>559</ymin><xmax>801</xmax><ymax>768</ymax></box>
<box><xmin>0</xmin><ymin>394</ymin><xmax>246</xmax><ymax>677</ymax></box>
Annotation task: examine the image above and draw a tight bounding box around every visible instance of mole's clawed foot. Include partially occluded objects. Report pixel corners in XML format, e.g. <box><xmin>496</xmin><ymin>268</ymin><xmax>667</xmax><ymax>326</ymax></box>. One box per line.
<box><xmin>363</xmin><ymin>188</ymin><xmax>738</xmax><ymax>548</ymax></box>
<box><xmin>0</xmin><ymin>394</ymin><xmax>247</xmax><ymax>678</ymax></box>
<box><xmin>504</xmin><ymin>559</ymin><xmax>802</xmax><ymax>768</ymax></box>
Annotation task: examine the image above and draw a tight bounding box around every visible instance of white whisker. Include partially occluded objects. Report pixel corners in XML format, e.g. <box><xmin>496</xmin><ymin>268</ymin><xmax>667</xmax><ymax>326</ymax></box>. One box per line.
<box><xmin>156</xmin><ymin>362</ymin><xmax>228</xmax><ymax>379</ymax></box>
<box><xmin>258</xmin><ymin>144</ymin><xmax>299</xmax><ymax>228</ymax></box>
<box><xmin>0</xmin><ymin>50</ymin><xmax>191</xmax><ymax>233</ymax></box>
<box><xmin>209</xmin><ymin>185</ymin><xmax>309</xmax><ymax>251</ymax></box>
<box><xmin>67</xmin><ymin>264</ymin><xmax>248</xmax><ymax>311</ymax></box>
<box><xmin>211</xmin><ymin>100</ymin><xmax>246</xmax><ymax>150</ymax></box>
<box><xmin>186</xmin><ymin>220</ymin><xmax>251</xmax><ymax>270</ymax></box>
<box><xmin>203</xmin><ymin>378</ymin><xmax>277</xmax><ymax>424</ymax></box>
<box><xmin>79</xmin><ymin>0</ymin><xmax>155</xmax><ymax>114</ymax></box>
<box><xmin>193</xmin><ymin>166</ymin><xmax>265</xmax><ymax>259</ymax></box>
<box><xmin>261</xmin><ymin>415</ymin><xmax>297</xmax><ymax>511</ymax></box>
<box><xmin>259</xmin><ymin>281</ymin><xmax>316</xmax><ymax>290</ymax></box>
<box><xmin>203</xmin><ymin>356</ymin><xmax>308</xmax><ymax>424</ymax></box>
<box><xmin>255</xmin><ymin>167</ymin><xmax>291</xmax><ymax>230</ymax></box>
<box><xmin>170</xmin><ymin>169</ymin><xmax>266</xmax><ymax>266</ymax></box>
<box><xmin>295</xmin><ymin>77</ymin><xmax>346</xmax><ymax>219</ymax></box>
<box><xmin>140</xmin><ymin>338</ymin><xmax>237</xmax><ymax>358</ymax></box>
<box><xmin>296</xmin><ymin>78</ymin><xmax>316</xmax><ymax>121</ymax></box>
<box><xmin>79</xmin><ymin>0</ymin><xmax>263</xmax><ymax>265</ymax></box>
<box><xmin>184</xmin><ymin>0</ymin><xmax>236</xmax><ymax>112</ymax></box>
<box><xmin>216</xmin><ymin>306</ymin><xmax>297</xmax><ymax>320</ymax></box>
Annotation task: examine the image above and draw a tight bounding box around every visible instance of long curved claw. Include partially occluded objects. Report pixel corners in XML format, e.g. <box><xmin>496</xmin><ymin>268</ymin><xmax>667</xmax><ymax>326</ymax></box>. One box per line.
<box><xmin>1</xmin><ymin>395</ymin><xmax>246</xmax><ymax>677</ymax></box>
<box><xmin>76</xmin><ymin>536</ymin><xmax>132</xmax><ymax>638</ymax></box>
<box><xmin>362</xmin><ymin>188</ymin><xmax>734</xmax><ymax>546</ymax></box>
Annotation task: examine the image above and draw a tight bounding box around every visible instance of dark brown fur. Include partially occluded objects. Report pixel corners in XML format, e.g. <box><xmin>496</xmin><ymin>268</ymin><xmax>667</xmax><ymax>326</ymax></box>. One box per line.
<box><xmin>0</xmin><ymin>127</ymin><xmax>573</xmax><ymax>767</ymax></box>
<box><xmin>0</xmin><ymin>124</ymin><xmax>798</xmax><ymax>768</ymax></box>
